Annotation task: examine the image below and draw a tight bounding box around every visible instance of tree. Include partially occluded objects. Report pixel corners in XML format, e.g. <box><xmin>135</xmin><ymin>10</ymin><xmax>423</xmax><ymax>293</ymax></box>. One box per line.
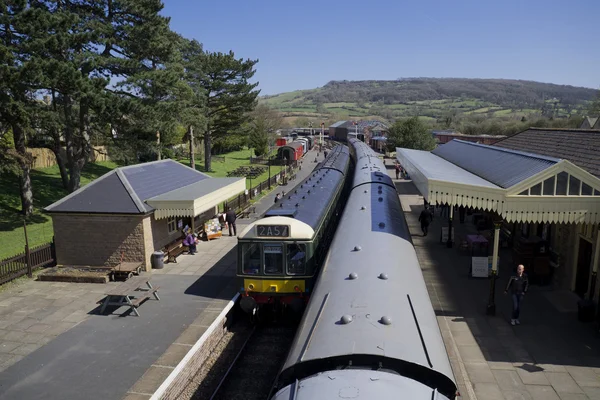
<box><xmin>248</xmin><ymin>104</ymin><xmax>282</xmax><ymax>157</ymax></box>
<box><xmin>588</xmin><ymin>90</ymin><xmax>600</xmax><ymax>116</ymax></box>
<box><xmin>198</xmin><ymin>51</ymin><xmax>259</xmax><ymax>172</ymax></box>
<box><xmin>387</xmin><ymin>116</ymin><xmax>436</xmax><ymax>151</ymax></box>
<box><xmin>0</xmin><ymin>0</ymin><xmax>36</xmax><ymax>215</ymax></box>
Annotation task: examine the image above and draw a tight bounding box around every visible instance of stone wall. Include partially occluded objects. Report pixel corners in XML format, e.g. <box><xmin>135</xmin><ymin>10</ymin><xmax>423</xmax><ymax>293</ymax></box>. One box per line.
<box><xmin>150</xmin><ymin>215</ymin><xmax>183</xmax><ymax>251</ymax></box>
<box><xmin>52</xmin><ymin>214</ymin><xmax>146</xmax><ymax>267</ymax></box>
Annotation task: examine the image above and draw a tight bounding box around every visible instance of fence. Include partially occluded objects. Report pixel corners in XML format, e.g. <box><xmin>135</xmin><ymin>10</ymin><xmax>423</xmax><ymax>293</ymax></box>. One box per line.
<box><xmin>28</xmin><ymin>146</ymin><xmax>109</xmax><ymax>169</ymax></box>
<box><xmin>220</xmin><ymin>160</ymin><xmax>298</xmax><ymax>215</ymax></box>
<box><xmin>0</xmin><ymin>242</ymin><xmax>56</xmax><ymax>286</ymax></box>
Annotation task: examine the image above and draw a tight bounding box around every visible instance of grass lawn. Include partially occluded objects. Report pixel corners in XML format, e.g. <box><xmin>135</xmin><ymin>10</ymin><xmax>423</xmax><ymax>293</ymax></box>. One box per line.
<box><xmin>0</xmin><ymin>148</ymin><xmax>285</xmax><ymax>260</ymax></box>
<box><xmin>0</xmin><ymin>161</ymin><xmax>119</xmax><ymax>260</ymax></box>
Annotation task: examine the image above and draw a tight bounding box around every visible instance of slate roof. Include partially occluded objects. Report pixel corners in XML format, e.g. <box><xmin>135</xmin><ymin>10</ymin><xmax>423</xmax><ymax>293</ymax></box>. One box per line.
<box><xmin>432</xmin><ymin>139</ymin><xmax>559</xmax><ymax>188</ymax></box>
<box><xmin>45</xmin><ymin>159</ymin><xmax>210</xmax><ymax>214</ymax></box>
<box><xmin>493</xmin><ymin>128</ymin><xmax>600</xmax><ymax>178</ymax></box>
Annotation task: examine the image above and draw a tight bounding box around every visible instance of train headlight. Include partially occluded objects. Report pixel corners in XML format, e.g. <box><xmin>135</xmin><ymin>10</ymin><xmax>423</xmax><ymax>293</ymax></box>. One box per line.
<box><xmin>270</xmin><ymin>285</ymin><xmax>277</xmax><ymax>292</ymax></box>
<box><xmin>248</xmin><ymin>284</ymin><xmax>254</xmax><ymax>290</ymax></box>
<box><xmin>294</xmin><ymin>285</ymin><xmax>300</xmax><ymax>292</ymax></box>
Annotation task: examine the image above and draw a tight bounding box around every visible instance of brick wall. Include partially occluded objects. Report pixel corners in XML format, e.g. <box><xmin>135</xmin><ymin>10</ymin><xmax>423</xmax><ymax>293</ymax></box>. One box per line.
<box><xmin>52</xmin><ymin>214</ymin><xmax>146</xmax><ymax>267</ymax></box>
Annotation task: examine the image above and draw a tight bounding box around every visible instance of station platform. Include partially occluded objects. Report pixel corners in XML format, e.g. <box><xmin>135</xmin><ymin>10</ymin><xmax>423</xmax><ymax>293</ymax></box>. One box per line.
<box><xmin>386</xmin><ymin>159</ymin><xmax>600</xmax><ymax>400</ymax></box>
<box><xmin>0</xmin><ymin>149</ymin><xmax>325</xmax><ymax>400</ymax></box>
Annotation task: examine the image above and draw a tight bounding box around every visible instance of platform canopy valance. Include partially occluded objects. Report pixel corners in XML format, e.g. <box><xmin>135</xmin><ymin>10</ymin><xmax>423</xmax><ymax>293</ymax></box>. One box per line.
<box><xmin>147</xmin><ymin>177</ymin><xmax>246</xmax><ymax>220</ymax></box>
<box><xmin>397</xmin><ymin>140</ymin><xmax>600</xmax><ymax>224</ymax></box>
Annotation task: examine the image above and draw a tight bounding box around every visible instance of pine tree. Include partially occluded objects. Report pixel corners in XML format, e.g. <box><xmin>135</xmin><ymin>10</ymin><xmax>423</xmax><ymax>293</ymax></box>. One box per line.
<box><xmin>198</xmin><ymin>51</ymin><xmax>259</xmax><ymax>172</ymax></box>
<box><xmin>0</xmin><ymin>0</ymin><xmax>36</xmax><ymax>215</ymax></box>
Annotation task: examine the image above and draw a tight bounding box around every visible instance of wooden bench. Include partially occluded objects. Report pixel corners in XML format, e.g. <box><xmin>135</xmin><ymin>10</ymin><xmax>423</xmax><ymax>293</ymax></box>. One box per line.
<box><xmin>163</xmin><ymin>238</ymin><xmax>188</xmax><ymax>263</ymax></box>
<box><xmin>99</xmin><ymin>276</ymin><xmax>160</xmax><ymax>317</ymax></box>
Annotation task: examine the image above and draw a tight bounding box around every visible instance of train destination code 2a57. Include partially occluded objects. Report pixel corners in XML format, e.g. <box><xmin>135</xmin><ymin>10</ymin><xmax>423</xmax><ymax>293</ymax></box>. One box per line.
<box><xmin>256</xmin><ymin>225</ymin><xmax>289</xmax><ymax>237</ymax></box>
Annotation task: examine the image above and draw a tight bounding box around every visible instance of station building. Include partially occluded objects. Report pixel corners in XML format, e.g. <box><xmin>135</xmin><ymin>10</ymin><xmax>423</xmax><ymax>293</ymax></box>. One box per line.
<box><xmin>44</xmin><ymin>159</ymin><xmax>245</xmax><ymax>270</ymax></box>
<box><xmin>397</xmin><ymin>127</ymin><xmax>600</xmax><ymax>302</ymax></box>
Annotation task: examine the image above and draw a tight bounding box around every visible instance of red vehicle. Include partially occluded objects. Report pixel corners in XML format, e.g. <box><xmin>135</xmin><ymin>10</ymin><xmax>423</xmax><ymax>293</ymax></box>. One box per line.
<box><xmin>276</xmin><ymin>137</ymin><xmax>290</xmax><ymax>146</ymax></box>
<box><xmin>277</xmin><ymin>142</ymin><xmax>304</xmax><ymax>161</ymax></box>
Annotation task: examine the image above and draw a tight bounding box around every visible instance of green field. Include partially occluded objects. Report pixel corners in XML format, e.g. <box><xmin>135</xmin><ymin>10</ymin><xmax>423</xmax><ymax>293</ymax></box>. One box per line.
<box><xmin>0</xmin><ymin>147</ymin><xmax>283</xmax><ymax>261</ymax></box>
<box><xmin>259</xmin><ymin>78</ymin><xmax>593</xmax><ymax>123</ymax></box>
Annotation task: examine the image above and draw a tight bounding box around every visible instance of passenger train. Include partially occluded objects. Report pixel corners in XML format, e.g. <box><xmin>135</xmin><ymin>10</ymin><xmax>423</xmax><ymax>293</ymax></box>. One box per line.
<box><xmin>271</xmin><ymin>138</ymin><xmax>458</xmax><ymax>399</ymax></box>
<box><xmin>237</xmin><ymin>145</ymin><xmax>352</xmax><ymax>318</ymax></box>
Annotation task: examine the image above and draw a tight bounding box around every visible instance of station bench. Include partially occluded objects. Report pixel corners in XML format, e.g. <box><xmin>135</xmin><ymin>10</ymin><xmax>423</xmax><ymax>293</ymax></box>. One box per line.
<box><xmin>163</xmin><ymin>238</ymin><xmax>188</xmax><ymax>263</ymax></box>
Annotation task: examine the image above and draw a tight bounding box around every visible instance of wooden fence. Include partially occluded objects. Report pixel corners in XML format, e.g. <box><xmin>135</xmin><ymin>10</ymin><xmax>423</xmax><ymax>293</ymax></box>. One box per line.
<box><xmin>220</xmin><ymin>160</ymin><xmax>298</xmax><ymax>215</ymax></box>
<box><xmin>28</xmin><ymin>146</ymin><xmax>108</xmax><ymax>169</ymax></box>
<box><xmin>0</xmin><ymin>242</ymin><xmax>56</xmax><ymax>286</ymax></box>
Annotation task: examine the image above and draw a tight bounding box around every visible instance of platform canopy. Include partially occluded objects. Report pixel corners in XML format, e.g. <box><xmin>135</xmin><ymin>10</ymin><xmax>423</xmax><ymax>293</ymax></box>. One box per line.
<box><xmin>147</xmin><ymin>177</ymin><xmax>246</xmax><ymax>220</ymax></box>
<box><xmin>397</xmin><ymin>140</ymin><xmax>600</xmax><ymax>224</ymax></box>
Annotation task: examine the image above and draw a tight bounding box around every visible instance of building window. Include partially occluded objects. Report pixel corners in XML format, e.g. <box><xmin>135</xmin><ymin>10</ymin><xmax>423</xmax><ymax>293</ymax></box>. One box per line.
<box><xmin>556</xmin><ymin>172</ymin><xmax>568</xmax><ymax>195</ymax></box>
<box><xmin>530</xmin><ymin>183</ymin><xmax>542</xmax><ymax>196</ymax></box>
<box><xmin>167</xmin><ymin>217</ymin><xmax>176</xmax><ymax>233</ymax></box>
<box><xmin>569</xmin><ymin>175</ymin><xmax>581</xmax><ymax>196</ymax></box>
<box><xmin>581</xmin><ymin>182</ymin><xmax>593</xmax><ymax>196</ymax></box>
<box><xmin>543</xmin><ymin>176</ymin><xmax>555</xmax><ymax>196</ymax></box>
<box><xmin>518</xmin><ymin>189</ymin><xmax>529</xmax><ymax>196</ymax></box>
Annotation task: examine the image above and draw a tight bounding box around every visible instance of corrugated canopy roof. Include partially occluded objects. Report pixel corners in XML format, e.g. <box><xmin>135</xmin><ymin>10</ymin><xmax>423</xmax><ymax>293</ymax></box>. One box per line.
<box><xmin>397</xmin><ymin>140</ymin><xmax>600</xmax><ymax>224</ymax></box>
<box><xmin>45</xmin><ymin>159</ymin><xmax>245</xmax><ymax>218</ymax></box>
<box><xmin>433</xmin><ymin>139</ymin><xmax>559</xmax><ymax>188</ymax></box>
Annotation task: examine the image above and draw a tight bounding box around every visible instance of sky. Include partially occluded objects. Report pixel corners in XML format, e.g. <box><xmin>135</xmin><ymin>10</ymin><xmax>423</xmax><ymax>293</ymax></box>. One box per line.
<box><xmin>163</xmin><ymin>0</ymin><xmax>600</xmax><ymax>96</ymax></box>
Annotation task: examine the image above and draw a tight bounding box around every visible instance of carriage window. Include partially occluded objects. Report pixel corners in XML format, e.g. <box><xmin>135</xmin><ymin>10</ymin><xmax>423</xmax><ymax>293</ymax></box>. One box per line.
<box><xmin>264</xmin><ymin>244</ymin><xmax>284</xmax><ymax>275</ymax></box>
<box><xmin>241</xmin><ymin>244</ymin><xmax>261</xmax><ymax>275</ymax></box>
<box><xmin>287</xmin><ymin>244</ymin><xmax>307</xmax><ymax>275</ymax></box>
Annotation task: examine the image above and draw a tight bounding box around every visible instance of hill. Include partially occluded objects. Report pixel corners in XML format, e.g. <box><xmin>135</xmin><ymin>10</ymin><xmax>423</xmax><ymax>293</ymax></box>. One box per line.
<box><xmin>260</xmin><ymin>78</ymin><xmax>598</xmax><ymax>123</ymax></box>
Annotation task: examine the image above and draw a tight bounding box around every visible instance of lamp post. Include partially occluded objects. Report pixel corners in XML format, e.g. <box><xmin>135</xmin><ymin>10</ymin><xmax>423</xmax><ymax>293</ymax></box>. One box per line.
<box><xmin>268</xmin><ymin>156</ymin><xmax>271</xmax><ymax>190</ymax></box>
<box><xmin>486</xmin><ymin>220</ymin><xmax>503</xmax><ymax>315</ymax></box>
<box><xmin>320</xmin><ymin>122</ymin><xmax>324</xmax><ymax>151</ymax></box>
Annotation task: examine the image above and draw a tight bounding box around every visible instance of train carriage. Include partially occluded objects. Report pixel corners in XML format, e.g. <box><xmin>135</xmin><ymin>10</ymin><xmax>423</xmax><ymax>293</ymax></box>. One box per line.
<box><xmin>277</xmin><ymin>142</ymin><xmax>304</xmax><ymax>161</ymax></box>
<box><xmin>271</xmin><ymin>139</ymin><xmax>458</xmax><ymax>400</ymax></box>
<box><xmin>238</xmin><ymin>145</ymin><xmax>352</xmax><ymax>317</ymax></box>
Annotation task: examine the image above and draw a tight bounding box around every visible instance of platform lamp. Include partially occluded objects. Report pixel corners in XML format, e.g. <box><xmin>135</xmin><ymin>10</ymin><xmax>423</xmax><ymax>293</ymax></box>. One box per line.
<box><xmin>486</xmin><ymin>220</ymin><xmax>503</xmax><ymax>315</ymax></box>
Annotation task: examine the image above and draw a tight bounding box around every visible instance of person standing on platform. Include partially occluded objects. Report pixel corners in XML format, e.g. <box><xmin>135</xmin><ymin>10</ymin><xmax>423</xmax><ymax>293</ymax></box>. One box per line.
<box><xmin>504</xmin><ymin>264</ymin><xmax>529</xmax><ymax>326</ymax></box>
<box><xmin>395</xmin><ymin>163</ymin><xmax>400</xmax><ymax>179</ymax></box>
<box><xmin>225</xmin><ymin>207</ymin><xmax>237</xmax><ymax>237</ymax></box>
<box><xmin>418</xmin><ymin>207</ymin><xmax>433</xmax><ymax>236</ymax></box>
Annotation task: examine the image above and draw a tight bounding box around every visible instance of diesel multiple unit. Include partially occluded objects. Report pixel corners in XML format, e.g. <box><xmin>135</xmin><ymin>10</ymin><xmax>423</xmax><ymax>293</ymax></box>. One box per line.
<box><xmin>237</xmin><ymin>145</ymin><xmax>352</xmax><ymax>317</ymax></box>
<box><xmin>271</xmin><ymin>139</ymin><xmax>458</xmax><ymax>399</ymax></box>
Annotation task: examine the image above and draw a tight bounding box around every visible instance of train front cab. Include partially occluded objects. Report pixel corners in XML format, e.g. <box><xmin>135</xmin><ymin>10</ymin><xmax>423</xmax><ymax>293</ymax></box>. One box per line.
<box><xmin>237</xmin><ymin>218</ymin><xmax>317</xmax><ymax>315</ymax></box>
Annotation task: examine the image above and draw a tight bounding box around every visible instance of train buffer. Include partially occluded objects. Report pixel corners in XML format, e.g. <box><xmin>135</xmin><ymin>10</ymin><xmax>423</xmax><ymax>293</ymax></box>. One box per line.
<box><xmin>98</xmin><ymin>276</ymin><xmax>160</xmax><ymax>317</ymax></box>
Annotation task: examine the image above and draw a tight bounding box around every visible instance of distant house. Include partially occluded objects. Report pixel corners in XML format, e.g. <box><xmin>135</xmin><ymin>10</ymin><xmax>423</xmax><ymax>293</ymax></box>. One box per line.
<box><xmin>329</xmin><ymin>120</ymin><xmax>388</xmax><ymax>143</ymax></box>
<box><xmin>44</xmin><ymin>159</ymin><xmax>245</xmax><ymax>270</ymax></box>
<box><xmin>580</xmin><ymin>117</ymin><xmax>599</xmax><ymax>130</ymax></box>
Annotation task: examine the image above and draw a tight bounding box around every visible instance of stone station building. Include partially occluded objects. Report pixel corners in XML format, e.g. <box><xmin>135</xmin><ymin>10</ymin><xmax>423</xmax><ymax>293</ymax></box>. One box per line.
<box><xmin>44</xmin><ymin>159</ymin><xmax>245</xmax><ymax>270</ymax></box>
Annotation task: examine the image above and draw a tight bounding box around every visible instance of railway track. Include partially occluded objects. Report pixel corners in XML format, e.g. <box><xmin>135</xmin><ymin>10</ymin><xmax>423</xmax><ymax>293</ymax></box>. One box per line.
<box><xmin>207</xmin><ymin>322</ymin><xmax>297</xmax><ymax>400</ymax></box>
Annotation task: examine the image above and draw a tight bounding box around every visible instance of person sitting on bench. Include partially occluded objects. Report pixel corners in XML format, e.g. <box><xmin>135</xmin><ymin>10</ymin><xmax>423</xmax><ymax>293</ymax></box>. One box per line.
<box><xmin>184</xmin><ymin>231</ymin><xmax>197</xmax><ymax>255</ymax></box>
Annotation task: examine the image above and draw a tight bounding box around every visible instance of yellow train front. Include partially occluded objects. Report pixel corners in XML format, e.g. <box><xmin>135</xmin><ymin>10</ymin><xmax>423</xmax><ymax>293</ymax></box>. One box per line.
<box><xmin>237</xmin><ymin>145</ymin><xmax>351</xmax><ymax>318</ymax></box>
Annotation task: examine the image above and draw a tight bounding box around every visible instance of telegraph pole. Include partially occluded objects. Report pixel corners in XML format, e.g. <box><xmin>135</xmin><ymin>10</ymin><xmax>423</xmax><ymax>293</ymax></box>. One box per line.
<box><xmin>320</xmin><ymin>122</ymin><xmax>324</xmax><ymax>151</ymax></box>
<box><xmin>156</xmin><ymin>131</ymin><xmax>161</xmax><ymax>160</ymax></box>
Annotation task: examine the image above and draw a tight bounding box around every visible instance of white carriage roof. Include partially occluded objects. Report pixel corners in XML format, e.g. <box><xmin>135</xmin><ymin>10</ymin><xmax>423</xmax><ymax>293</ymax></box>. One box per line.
<box><xmin>238</xmin><ymin>216</ymin><xmax>315</xmax><ymax>240</ymax></box>
<box><xmin>397</xmin><ymin>140</ymin><xmax>600</xmax><ymax>224</ymax></box>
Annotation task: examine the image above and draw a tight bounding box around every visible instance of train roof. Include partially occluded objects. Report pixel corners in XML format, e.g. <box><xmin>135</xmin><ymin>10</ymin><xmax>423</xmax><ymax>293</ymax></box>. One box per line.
<box><xmin>319</xmin><ymin>145</ymin><xmax>351</xmax><ymax>172</ymax></box>
<box><xmin>240</xmin><ymin>147</ymin><xmax>350</xmax><ymax>239</ymax></box>
<box><xmin>238</xmin><ymin>216</ymin><xmax>314</xmax><ymax>240</ymax></box>
<box><xmin>272</xmin><ymin>370</ymin><xmax>451</xmax><ymax>400</ymax></box>
<box><xmin>279</xmin><ymin>140</ymin><xmax>456</xmax><ymax>398</ymax></box>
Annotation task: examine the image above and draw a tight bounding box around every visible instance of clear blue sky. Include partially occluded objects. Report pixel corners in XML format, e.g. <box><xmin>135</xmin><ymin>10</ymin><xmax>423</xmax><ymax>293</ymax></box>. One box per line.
<box><xmin>163</xmin><ymin>0</ymin><xmax>600</xmax><ymax>96</ymax></box>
